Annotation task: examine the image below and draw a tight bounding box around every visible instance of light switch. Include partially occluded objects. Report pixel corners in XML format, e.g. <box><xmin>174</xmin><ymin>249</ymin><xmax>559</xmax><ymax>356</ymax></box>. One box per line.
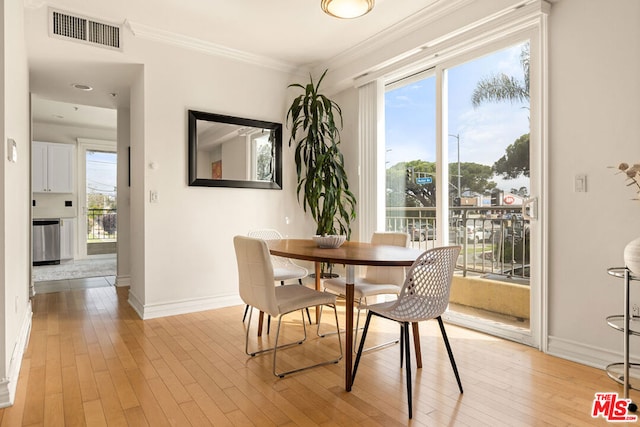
<box><xmin>574</xmin><ymin>174</ymin><xmax>587</xmax><ymax>192</ymax></box>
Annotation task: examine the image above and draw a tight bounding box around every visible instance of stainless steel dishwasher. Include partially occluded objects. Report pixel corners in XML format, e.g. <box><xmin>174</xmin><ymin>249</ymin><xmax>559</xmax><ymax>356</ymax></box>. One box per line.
<box><xmin>33</xmin><ymin>219</ymin><xmax>60</xmax><ymax>266</ymax></box>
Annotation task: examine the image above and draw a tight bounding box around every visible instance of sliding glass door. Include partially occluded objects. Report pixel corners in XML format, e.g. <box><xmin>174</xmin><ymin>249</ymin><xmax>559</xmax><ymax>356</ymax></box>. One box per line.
<box><xmin>383</xmin><ymin>37</ymin><xmax>540</xmax><ymax>346</ymax></box>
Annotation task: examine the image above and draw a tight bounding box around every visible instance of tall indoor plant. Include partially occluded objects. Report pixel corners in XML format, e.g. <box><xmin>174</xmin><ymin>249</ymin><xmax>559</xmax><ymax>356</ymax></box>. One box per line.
<box><xmin>286</xmin><ymin>70</ymin><xmax>356</xmax><ymax>239</ymax></box>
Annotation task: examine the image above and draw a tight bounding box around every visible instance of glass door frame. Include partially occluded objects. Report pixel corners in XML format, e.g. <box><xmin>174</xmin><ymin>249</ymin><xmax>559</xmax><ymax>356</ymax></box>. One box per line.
<box><xmin>378</xmin><ymin>26</ymin><xmax>547</xmax><ymax>349</ymax></box>
<box><xmin>76</xmin><ymin>138</ymin><xmax>117</xmax><ymax>260</ymax></box>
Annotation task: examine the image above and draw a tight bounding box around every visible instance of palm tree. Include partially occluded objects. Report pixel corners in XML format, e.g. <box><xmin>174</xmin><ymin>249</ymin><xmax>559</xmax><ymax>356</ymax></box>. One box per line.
<box><xmin>471</xmin><ymin>42</ymin><xmax>529</xmax><ymax>108</ymax></box>
<box><xmin>471</xmin><ymin>42</ymin><xmax>530</xmax><ymax>179</ymax></box>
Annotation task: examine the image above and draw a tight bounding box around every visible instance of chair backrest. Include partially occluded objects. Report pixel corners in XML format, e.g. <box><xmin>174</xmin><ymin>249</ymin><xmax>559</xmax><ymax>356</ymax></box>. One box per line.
<box><xmin>247</xmin><ymin>229</ymin><xmax>293</xmax><ymax>268</ymax></box>
<box><xmin>383</xmin><ymin>246</ymin><xmax>461</xmax><ymax>322</ymax></box>
<box><xmin>233</xmin><ymin>235</ymin><xmax>279</xmax><ymax>316</ymax></box>
<box><xmin>247</xmin><ymin>229</ymin><xmax>283</xmax><ymax>241</ymax></box>
<box><xmin>364</xmin><ymin>232</ymin><xmax>410</xmax><ymax>285</ymax></box>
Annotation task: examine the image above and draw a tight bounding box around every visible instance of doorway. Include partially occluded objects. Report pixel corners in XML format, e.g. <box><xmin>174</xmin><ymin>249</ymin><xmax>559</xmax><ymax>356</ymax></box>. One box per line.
<box><xmin>30</xmin><ymin>98</ymin><xmax>118</xmax><ymax>285</ymax></box>
<box><xmin>78</xmin><ymin>142</ymin><xmax>118</xmax><ymax>259</ymax></box>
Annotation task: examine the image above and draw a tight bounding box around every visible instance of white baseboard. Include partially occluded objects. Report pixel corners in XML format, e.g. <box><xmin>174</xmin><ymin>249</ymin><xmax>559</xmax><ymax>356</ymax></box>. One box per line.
<box><xmin>0</xmin><ymin>301</ymin><xmax>33</xmax><ymax>408</ymax></box>
<box><xmin>115</xmin><ymin>275</ymin><xmax>131</xmax><ymax>287</ymax></box>
<box><xmin>546</xmin><ymin>335</ymin><xmax>640</xmax><ymax>370</ymax></box>
<box><xmin>128</xmin><ymin>291</ymin><xmax>242</xmax><ymax>320</ymax></box>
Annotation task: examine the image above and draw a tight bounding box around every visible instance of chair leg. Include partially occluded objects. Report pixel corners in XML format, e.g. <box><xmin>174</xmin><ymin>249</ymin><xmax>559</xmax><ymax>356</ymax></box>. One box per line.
<box><xmin>356</xmin><ymin>298</ymin><xmax>399</xmax><ymax>353</ymax></box>
<box><xmin>273</xmin><ymin>305</ymin><xmax>343</xmax><ymax>378</ymax></box>
<box><xmin>243</xmin><ymin>304</ymin><xmax>250</xmax><ymax>322</ymax></box>
<box><xmin>353</xmin><ymin>297</ymin><xmax>363</xmax><ymax>351</ymax></box>
<box><xmin>352</xmin><ymin>311</ymin><xmax>373</xmax><ymax>383</ymax></box>
<box><xmin>399</xmin><ymin>323</ymin><xmax>404</xmax><ymax>368</ymax></box>
<box><xmin>412</xmin><ymin>322</ymin><xmax>422</xmax><ymax>369</ymax></box>
<box><xmin>437</xmin><ymin>316</ymin><xmax>463</xmax><ymax>393</ymax></box>
<box><xmin>403</xmin><ymin>322</ymin><xmax>413</xmax><ymax>419</ymax></box>
<box><xmin>245</xmin><ymin>309</ymin><xmax>305</xmax><ymax>357</ymax></box>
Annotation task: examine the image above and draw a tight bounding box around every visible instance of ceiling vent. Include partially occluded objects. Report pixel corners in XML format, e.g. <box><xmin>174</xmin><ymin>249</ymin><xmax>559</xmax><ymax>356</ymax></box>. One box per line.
<box><xmin>50</xmin><ymin>9</ymin><xmax>122</xmax><ymax>51</ymax></box>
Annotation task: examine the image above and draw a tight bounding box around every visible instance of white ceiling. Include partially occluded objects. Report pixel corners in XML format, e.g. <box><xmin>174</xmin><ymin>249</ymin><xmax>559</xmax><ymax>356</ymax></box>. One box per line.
<box><xmin>27</xmin><ymin>0</ymin><xmax>450</xmax><ymax>128</ymax></box>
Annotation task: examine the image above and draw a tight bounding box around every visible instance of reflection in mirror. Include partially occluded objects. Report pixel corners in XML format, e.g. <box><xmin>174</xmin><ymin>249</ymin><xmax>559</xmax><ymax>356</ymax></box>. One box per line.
<box><xmin>188</xmin><ymin>110</ymin><xmax>282</xmax><ymax>189</ymax></box>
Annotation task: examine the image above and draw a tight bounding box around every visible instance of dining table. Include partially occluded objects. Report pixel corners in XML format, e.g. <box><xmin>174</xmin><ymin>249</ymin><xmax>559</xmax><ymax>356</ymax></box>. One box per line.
<box><xmin>268</xmin><ymin>238</ymin><xmax>423</xmax><ymax>391</ymax></box>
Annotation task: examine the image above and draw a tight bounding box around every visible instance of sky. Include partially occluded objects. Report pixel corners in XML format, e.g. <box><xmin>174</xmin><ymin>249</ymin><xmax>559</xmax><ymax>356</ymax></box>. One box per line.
<box><xmin>86</xmin><ymin>150</ymin><xmax>117</xmax><ymax>197</ymax></box>
<box><xmin>385</xmin><ymin>40</ymin><xmax>530</xmax><ymax>193</ymax></box>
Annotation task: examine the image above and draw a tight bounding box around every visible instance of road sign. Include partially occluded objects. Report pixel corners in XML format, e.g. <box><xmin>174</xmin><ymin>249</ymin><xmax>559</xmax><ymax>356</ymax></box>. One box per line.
<box><xmin>416</xmin><ymin>177</ymin><xmax>432</xmax><ymax>184</ymax></box>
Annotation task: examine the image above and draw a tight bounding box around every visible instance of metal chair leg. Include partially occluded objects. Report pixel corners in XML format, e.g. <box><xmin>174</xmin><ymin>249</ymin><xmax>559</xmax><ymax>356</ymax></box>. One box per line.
<box><xmin>400</xmin><ymin>323</ymin><xmax>404</xmax><ymax>368</ymax></box>
<box><xmin>352</xmin><ymin>311</ymin><xmax>373</xmax><ymax>383</ymax></box>
<box><xmin>243</xmin><ymin>304</ymin><xmax>250</xmax><ymax>322</ymax></box>
<box><xmin>244</xmin><ymin>308</ymin><xmax>304</xmax><ymax>357</ymax></box>
<box><xmin>437</xmin><ymin>316</ymin><xmax>463</xmax><ymax>393</ymax></box>
<box><xmin>273</xmin><ymin>304</ymin><xmax>343</xmax><ymax>378</ymax></box>
<box><xmin>403</xmin><ymin>322</ymin><xmax>413</xmax><ymax>419</ymax></box>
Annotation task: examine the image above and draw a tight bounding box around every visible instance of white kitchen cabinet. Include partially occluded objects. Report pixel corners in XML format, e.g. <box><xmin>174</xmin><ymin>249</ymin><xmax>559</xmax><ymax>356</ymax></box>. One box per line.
<box><xmin>32</xmin><ymin>141</ymin><xmax>74</xmax><ymax>193</ymax></box>
<box><xmin>59</xmin><ymin>217</ymin><xmax>75</xmax><ymax>260</ymax></box>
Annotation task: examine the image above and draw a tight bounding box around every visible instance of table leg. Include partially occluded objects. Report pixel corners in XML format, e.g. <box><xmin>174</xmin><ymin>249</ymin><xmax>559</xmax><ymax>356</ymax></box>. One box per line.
<box><xmin>315</xmin><ymin>262</ymin><xmax>322</xmax><ymax>323</ymax></box>
<box><xmin>345</xmin><ymin>265</ymin><xmax>355</xmax><ymax>391</ymax></box>
<box><xmin>412</xmin><ymin>322</ymin><xmax>422</xmax><ymax>369</ymax></box>
<box><xmin>258</xmin><ymin>311</ymin><xmax>264</xmax><ymax>337</ymax></box>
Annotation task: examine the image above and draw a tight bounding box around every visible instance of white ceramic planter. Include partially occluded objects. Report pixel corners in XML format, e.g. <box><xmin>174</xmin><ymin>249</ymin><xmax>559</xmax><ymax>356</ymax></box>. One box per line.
<box><xmin>624</xmin><ymin>236</ymin><xmax>640</xmax><ymax>275</ymax></box>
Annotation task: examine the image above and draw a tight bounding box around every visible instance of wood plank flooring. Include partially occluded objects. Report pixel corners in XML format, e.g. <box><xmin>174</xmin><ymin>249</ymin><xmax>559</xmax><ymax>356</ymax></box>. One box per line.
<box><xmin>2</xmin><ymin>286</ymin><xmax>633</xmax><ymax>426</ymax></box>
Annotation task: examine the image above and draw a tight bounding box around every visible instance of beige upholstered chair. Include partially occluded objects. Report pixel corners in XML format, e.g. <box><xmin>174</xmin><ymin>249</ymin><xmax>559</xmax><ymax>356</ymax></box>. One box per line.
<box><xmin>351</xmin><ymin>246</ymin><xmax>463</xmax><ymax>419</ymax></box>
<box><xmin>244</xmin><ymin>229</ymin><xmax>310</xmax><ymax>330</ymax></box>
<box><xmin>234</xmin><ymin>235</ymin><xmax>342</xmax><ymax>377</ymax></box>
<box><xmin>320</xmin><ymin>231</ymin><xmax>410</xmax><ymax>349</ymax></box>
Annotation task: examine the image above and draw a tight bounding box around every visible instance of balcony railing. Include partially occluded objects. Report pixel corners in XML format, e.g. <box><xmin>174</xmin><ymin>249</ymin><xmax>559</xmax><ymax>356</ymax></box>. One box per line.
<box><xmin>386</xmin><ymin>205</ymin><xmax>529</xmax><ymax>282</ymax></box>
<box><xmin>87</xmin><ymin>208</ymin><xmax>117</xmax><ymax>241</ymax></box>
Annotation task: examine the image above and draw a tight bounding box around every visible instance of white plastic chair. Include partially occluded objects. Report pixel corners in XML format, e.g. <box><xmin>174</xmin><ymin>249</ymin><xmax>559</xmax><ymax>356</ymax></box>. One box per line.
<box><xmin>244</xmin><ymin>229</ymin><xmax>310</xmax><ymax>330</ymax></box>
<box><xmin>351</xmin><ymin>245</ymin><xmax>463</xmax><ymax>419</ymax></box>
<box><xmin>234</xmin><ymin>235</ymin><xmax>342</xmax><ymax>377</ymax></box>
<box><xmin>320</xmin><ymin>232</ymin><xmax>410</xmax><ymax>349</ymax></box>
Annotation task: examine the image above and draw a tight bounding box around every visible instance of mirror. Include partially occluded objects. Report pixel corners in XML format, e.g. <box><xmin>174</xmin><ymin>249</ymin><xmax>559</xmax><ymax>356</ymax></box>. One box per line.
<box><xmin>188</xmin><ymin>110</ymin><xmax>282</xmax><ymax>189</ymax></box>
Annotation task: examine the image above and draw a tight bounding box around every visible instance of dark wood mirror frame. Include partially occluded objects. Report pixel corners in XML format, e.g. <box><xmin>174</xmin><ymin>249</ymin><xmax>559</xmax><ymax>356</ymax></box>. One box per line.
<box><xmin>188</xmin><ymin>109</ymin><xmax>283</xmax><ymax>189</ymax></box>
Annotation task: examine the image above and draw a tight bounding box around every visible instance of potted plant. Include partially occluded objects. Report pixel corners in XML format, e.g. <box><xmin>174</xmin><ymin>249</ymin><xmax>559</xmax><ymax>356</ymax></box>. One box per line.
<box><xmin>286</xmin><ymin>70</ymin><xmax>356</xmax><ymax>240</ymax></box>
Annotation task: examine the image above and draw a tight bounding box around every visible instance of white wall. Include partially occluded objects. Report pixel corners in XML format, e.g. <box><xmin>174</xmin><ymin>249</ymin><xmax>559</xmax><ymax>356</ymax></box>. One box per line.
<box><xmin>545</xmin><ymin>0</ymin><xmax>640</xmax><ymax>363</ymax></box>
<box><xmin>116</xmin><ymin>107</ymin><xmax>130</xmax><ymax>285</ymax></box>
<box><xmin>127</xmin><ymin>39</ymin><xmax>302</xmax><ymax>316</ymax></box>
<box><xmin>1</xmin><ymin>0</ymin><xmax>32</xmax><ymax>406</ymax></box>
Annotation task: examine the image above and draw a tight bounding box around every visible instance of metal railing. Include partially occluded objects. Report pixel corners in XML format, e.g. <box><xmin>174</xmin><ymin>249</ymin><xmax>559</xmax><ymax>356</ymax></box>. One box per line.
<box><xmin>386</xmin><ymin>205</ymin><xmax>529</xmax><ymax>282</ymax></box>
<box><xmin>87</xmin><ymin>208</ymin><xmax>117</xmax><ymax>241</ymax></box>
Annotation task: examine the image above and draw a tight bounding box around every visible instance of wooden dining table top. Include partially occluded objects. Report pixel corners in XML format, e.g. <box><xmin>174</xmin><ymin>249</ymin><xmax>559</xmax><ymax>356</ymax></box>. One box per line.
<box><xmin>267</xmin><ymin>239</ymin><xmax>423</xmax><ymax>267</ymax></box>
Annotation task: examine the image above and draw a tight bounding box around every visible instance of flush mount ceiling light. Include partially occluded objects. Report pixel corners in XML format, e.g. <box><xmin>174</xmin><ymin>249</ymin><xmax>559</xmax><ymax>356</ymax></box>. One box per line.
<box><xmin>321</xmin><ymin>0</ymin><xmax>374</xmax><ymax>19</ymax></box>
<box><xmin>71</xmin><ymin>83</ymin><xmax>93</xmax><ymax>91</ymax></box>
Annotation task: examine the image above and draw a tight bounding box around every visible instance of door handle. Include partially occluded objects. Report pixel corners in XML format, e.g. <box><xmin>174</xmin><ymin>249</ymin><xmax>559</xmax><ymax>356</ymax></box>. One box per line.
<box><xmin>522</xmin><ymin>197</ymin><xmax>538</xmax><ymax>221</ymax></box>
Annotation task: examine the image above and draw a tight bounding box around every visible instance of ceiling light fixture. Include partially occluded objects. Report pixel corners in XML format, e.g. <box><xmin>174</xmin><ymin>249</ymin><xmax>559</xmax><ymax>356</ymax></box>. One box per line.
<box><xmin>71</xmin><ymin>83</ymin><xmax>93</xmax><ymax>91</ymax></box>
<box><xmin>321</xmin><ymin>0</ymin><xmax>374</xmax><ymax>19</ymax></box>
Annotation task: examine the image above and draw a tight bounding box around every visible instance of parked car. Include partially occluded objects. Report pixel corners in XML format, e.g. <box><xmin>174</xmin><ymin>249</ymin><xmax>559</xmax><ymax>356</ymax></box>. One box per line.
<box><xmin>465</xmin><ymin>225</ymin><xmax>492</xmax><ymax>243</ymax></box>
<box><xmin>408</xmin><ymin>223</ymin><xmax>435</xmax><ymax>241</ymax></box>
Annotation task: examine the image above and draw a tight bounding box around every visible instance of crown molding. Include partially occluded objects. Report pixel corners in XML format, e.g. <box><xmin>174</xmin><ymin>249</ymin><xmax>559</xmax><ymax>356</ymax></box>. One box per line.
<box><xmin>321</xmin><ymin>0</ymin><xmax>474</xmax><ymax>71</ymax></box>
<box><xmin>126</xmin><ymin>21</ymin><xmax>298</xmax><ymax>74</ymax></box>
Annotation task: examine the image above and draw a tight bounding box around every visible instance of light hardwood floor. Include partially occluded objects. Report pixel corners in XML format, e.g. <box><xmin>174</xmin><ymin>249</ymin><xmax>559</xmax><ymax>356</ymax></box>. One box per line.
<box><xmin>4</xmin><ymin>286</ymin><xmax>634</xmax><ymax>426</ymax></box>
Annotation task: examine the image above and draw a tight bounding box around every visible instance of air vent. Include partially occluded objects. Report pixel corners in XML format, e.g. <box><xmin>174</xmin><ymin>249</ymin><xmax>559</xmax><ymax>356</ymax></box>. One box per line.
<box><xmin>50</xmin><ymin>9</ymin><xmax>121</xmax><ymax>50</ymax></box>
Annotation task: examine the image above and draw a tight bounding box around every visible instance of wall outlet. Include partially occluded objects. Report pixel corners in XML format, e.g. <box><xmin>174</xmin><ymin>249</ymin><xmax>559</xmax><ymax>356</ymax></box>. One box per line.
<box><xmin>633</xmin><ymin>304</ymin><xmax>639</xmax><ymax>318</ymax></box>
